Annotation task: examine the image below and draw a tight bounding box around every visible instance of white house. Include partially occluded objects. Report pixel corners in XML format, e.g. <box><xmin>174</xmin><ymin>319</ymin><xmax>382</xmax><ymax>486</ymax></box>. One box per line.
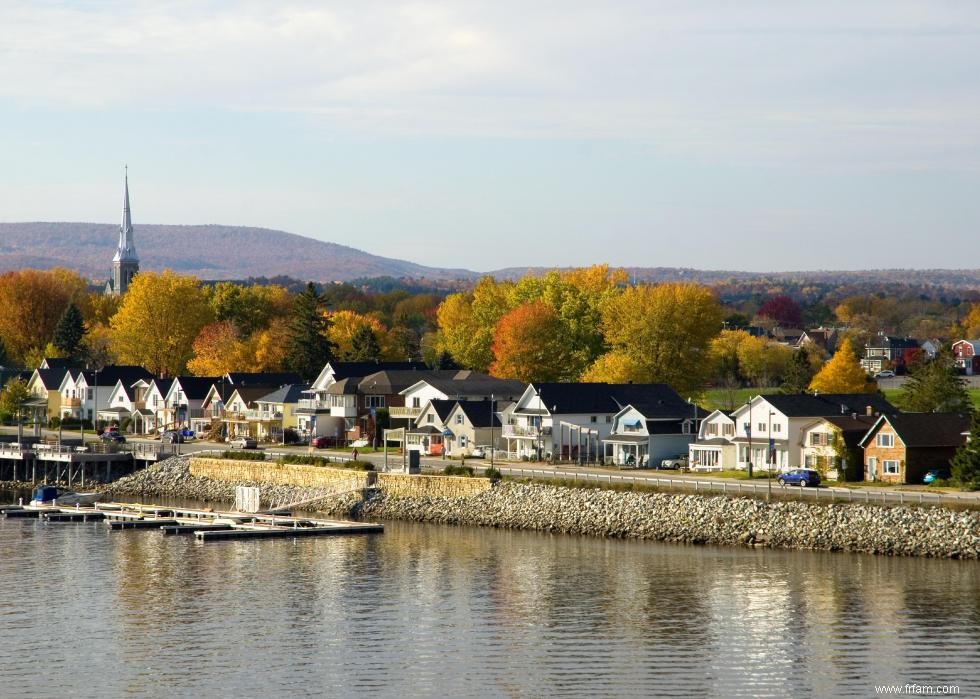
<box><xmin>688</xmin><ymin>410</ymin><xmax>738</xmax><ymax>472</ymax></box>
<box><xmin>603</xmin><ymin>403</ymin><xmax>703</xmax><ymax>467</ymax></box>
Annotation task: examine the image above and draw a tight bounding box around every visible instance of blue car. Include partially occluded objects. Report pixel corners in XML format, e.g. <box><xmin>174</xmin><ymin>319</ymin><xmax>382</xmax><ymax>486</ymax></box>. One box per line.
<box><xmin>777</xmin><ymin>469</ymin><xmax>821</xmax><ymax>488</ymax></box>
<box><xmin>923</xmin><ymin>469</ymin><xmax>951</xmax><ymax>484</ymax></box>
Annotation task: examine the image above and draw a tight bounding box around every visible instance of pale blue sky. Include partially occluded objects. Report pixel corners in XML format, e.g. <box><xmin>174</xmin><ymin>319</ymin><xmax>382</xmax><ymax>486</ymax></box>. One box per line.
<box><xmin>1</xmin><ymin>1</ymin><xmax>979</xmax><ymax>272</ymax></box>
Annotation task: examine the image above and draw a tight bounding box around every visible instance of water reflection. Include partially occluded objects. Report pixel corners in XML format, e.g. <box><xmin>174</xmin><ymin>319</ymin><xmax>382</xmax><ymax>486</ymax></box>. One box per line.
<box><xmin>0</xmin><ymin>495</ymin><xmax>978</xmax><ymax>697</ymax></box>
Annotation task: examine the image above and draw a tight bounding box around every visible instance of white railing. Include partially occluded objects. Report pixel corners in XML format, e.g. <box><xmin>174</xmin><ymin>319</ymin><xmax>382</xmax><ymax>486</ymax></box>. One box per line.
<box><xmin>246</xmin><ymin>410</ymin><xmax>283</xmax><ymax>421</ymax></box>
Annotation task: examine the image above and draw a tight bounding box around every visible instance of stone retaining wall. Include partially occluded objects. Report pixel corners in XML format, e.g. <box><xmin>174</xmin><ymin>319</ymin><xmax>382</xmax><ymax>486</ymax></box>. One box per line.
<box><xmin>189</xmin><ymin>457</ymin><xmax>370</xmax><ymax>490</ymax></box>
<box><xmin>376</xmin><ymin>472</ymin><xmax>492</xmax><ymax>498</ymax></box>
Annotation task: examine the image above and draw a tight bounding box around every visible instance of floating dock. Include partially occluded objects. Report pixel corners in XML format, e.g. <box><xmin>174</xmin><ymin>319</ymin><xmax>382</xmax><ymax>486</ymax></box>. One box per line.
<box><xmin>1</xmin><ymin>501</ymin><xmax>383</xmax><ymax>541</ymax></box>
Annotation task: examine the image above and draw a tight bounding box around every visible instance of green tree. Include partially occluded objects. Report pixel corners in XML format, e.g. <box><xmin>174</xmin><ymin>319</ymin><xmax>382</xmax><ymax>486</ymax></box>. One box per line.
<box><xmin>781</xmin><ymin>346</ymin><xmax>816</xmax><ymax>394</ymax></box>
<box><xmin>348</xmin><ymin>325</ymin><xmax>382</xmax><ymax>362</ymax></box>
<box><xmin>0</xmin><ymin>377</ymin><xmax>32</xmax><ymax>425</ymax></box>
<box><xmin>285</xmin><ymin>282</ymin><xmax>334</xmax><ymax>381</ymax></box>
<box><xmin>951</xmin><ymin>412</ymin><xmax>980</xmax><ymax>489</ymax></box>
<box><xmin>52</xmin><ymin>302</ymin><xmax>86</xmax><ymax>360</ymax></box>
<box><xmin>109</xmin><ymin>270</ymin><xmax>215</xmax><ymax>377</ymax></box>
<box><xmin>899</xmin><ymin>348</ymin><xmax>971</xmax><ymax>413</ymax></box>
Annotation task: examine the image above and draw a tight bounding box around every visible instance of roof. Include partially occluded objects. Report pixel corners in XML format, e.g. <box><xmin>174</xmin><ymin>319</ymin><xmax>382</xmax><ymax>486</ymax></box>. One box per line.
<box><xmin>819</xmin><ymin>414</ymin><xmax>880</xmax><ymax>449</ymax></box>
<box><xmin>229</xmin><ymin>386</ymin><xmax>273</xmax><ymax>405</ymax></box>
<box><xmin>80</xmin><ymin>365</ymin><xmax>153</xmax><ymax>386</ymax></box>
<box><xmin>426</xmin><ymin>399</ymin><xmax>458</xmax><ymax>423</ymax></box>
<box><xmin>761</xmin><ymin>393</ymin><xmax>896</xmax><ymax>418</ymax></box>
<box><xmin>862</xmin><ymin>413</ymin><xmax>972</xmax><ymax>448</ymax></box>
<box><xmin>256</xmin><ymin>384</ymin><xmax>310</xmax><ymax>405</ymax></box>
<box><xmin>953</xmin><ymin>340</ymin><xmax>980</xmax><ymax>354</ymax></box>
<box><xmin>327</xmin><ymin>361</ymin><xmax>428</xmax><ymax>381</ymax></box>
<box><xmin>408</xmin><ymin>375</ymin><xmax>526</xmax><ymax>399</ymax></box>
<box><xmin>865</xmin><ymin>335</ymin><xmax>920</xmax><ymax>350</ymax></box>
<box><xmin>356</xmin><ymin>369</ymin><xmax>484</xmax><ymax>395</ymax></box>
<box><xmin>148</xmin><ymin>378</ymin><xmax>174</xmax><ymax>396</ymax></box>
<box><xmin>453</xmin><ymin>400</ymin><xmax>502</xmax><ymax>428</ymax></box>
<box><xmin>173</xmin><ymin>376</ymin><xmax>221</xmax><ymax>400</ymax></box>
<box><xmin>39</xmin><ymin>357</ymin><xmax>79</xmax><ymax>370</ymax></box>
<box><xmin>34</xmin><ymin>367</ymin><xmax>70</xmax><ymax>390</ymax></box>
<box><xmin>531</xmin><ymin>383</ymin><xmax>696</xmax><ymax>417</ymax></box>
<box><xmin>225</xmin><ymin>372</ymin><xmax>303</xmax><ymax>387</ymax></box>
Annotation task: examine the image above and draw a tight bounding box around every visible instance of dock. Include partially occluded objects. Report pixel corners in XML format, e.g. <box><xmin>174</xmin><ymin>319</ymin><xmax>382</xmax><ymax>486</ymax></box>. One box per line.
<box><xmin>1</xmin><ymin>501</ymin><xmax>383</xmax><ymax>541</ymax></box>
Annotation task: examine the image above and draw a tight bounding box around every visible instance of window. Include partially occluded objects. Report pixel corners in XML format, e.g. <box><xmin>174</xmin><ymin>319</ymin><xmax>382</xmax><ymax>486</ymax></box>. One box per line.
<box><xmin>605</xmin><ymin>415</ymin><xmax>612</xmax><ymax>423</ymax></box>
<box><xmin>758</xmin><ymin>422</ymin><xmax>766</xmax><ymax>433</ymax></box>
<box><xmin>810</xmin><ymin>433</ymin><xmax>828</xmax><ymax>446</ymax></box>
<box><xmin>459</xmin><ymin>435</ymin><xmax>468</xmax><ymax>447</ymax></box>
<box><xmin>773</xmin><ymin>424</ymin><xmax>782</xmax><ymax>434</ymax></box>
<box><xmin>707</xmin><ymin>423</ymin><xmax>718</xmax><ymax>436</ymax></box>
<box><xmin>876</xmin><ymin>433</ymin><xmax>894</xmax><ymax>448</ymax></box>
<box><xmin>723</xmin><ymin>424</ymin><xmax>734</xmax><ymax>436</ymax></box>
<box><xmin>412</xmin><ymin>397</ymin><xmax>421</xmax><ymax>408</ymax></box>
<box><xmin>590</xmin><ymin>416</ymin><xmax>597</xmax><ymax>423</ymax></box>
<box><xmin>427</xmin><ymin>414</ymin><xmax>434</xmax><ymax>424</ymax></box>
<box><xmin>742</xmin><ymin>422</ymin><xmax>750</xmax><ymax>434</ymax></box>
<box><xmin>87</xmin><ymin>388</ymin><xmax>93</xmax><ymax>400</ymax></box>
<box><xmin>365</xmin><ymin>395</ymin><xmax>385</xmax><ymax>409</ymax></box>
<box><xmin>455</xmin><ymin>414</ymin><xmax>464</xmax><ymax>425</ymax></box>
<box><xmin>883</xmin><ymin>460</ymin><xmax>899</xmax><ymax>475</ymax></box>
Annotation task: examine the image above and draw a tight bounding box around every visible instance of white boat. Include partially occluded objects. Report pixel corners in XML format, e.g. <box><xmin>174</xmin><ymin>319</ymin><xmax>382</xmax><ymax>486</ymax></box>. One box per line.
<box><xmin>30</xmin><ymin>486</ymin><xmax>103</xmax><ymax>507</ymax></box>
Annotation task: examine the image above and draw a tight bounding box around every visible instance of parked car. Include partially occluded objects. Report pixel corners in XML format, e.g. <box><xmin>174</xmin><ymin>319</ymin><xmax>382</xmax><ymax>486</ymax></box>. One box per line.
<box><xmin>777</xmin><ymin>469</ymin><xmax>821</xmax><ymax>487</ymax></box>
<box><xmin>229</xmin><ymin>436</ymin><xmax>257</xmax><ymax>450</ymax></box>
<box><xmin>875</xmin><ymin>370</ymin><xmax>896</xmax><ymax>379</ymax></box>
<box><xmin>923</xmin><ymin>468</ymin><xmax>951</xmax><ymax>484</ymax></box>
<box><xmin>659</xmin><ymin>454</ymin><xmax>689</xmax><ymax>470</ymax></box>
<box><xmin>161</xmin><ymin>431</ymin><xmax>185</xmax><ymax>444</ymax></box>
<box><xmin>310</xmin><ymin>436</ymin><xmax>336</xmax><ymax>448</ymax></box>
<box><xmin>469</xmin><ymin>446</ymin><xmax>490</xmax><ymax>458</ymax></box>
<box><xmin>101</xmin><ymin>432</ymin><xmax>126</xmax><ymax>443</ymax></box>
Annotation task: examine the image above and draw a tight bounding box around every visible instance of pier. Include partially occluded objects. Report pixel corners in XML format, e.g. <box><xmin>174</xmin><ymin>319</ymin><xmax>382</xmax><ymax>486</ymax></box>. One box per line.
<box><xmin>0</xmin><ymin>500</ymin><xmax>383</xmax><ymax>541</ymax></box>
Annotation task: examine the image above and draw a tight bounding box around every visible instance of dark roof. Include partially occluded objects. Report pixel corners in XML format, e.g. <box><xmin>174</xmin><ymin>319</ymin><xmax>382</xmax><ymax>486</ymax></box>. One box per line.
<box><xmin>328</xmin><ymin>361</ymin><xmax>428</xmax><ymax>381</ymax></box>
<box><xmin>34</xmin><ymin>367</ymin><xmax>70</xmax><ymax>390</ymax></box>
<box><xmin>763</xmin><ymin>393</ymin><xmax>896</xmax><ymax>418</ymax></box>
<box><xmin>647</xmin><ymin>420</ymin><xmax>687</xmax><ymax>435</ymax></box>
<box><xmin>867</xmin><ymin>413</ymin><xmax>972</xmax><ymax>448</ymax></box>
<box><xmin>822</xmin><ymin>414</ymin><xmax>879</xmax><ymax>449</ymax></box>
<box><xmin>225</xmin><ymin>372</ymin><xmax>303</xmax><ymax>387</ymax></box>
<box><xmin>865</xmin><ymin>335</ymin><xmax>920</xmax><ymax>350</ymax></box>
<box><xmin>532</xmin><ymin>383</ymin><xmax>695</xmax><ymax>417</ymax></box>
<box><xmin>454</xmin><ymin>400</ymin><xmax>502</xmax><ymax>428</ymax></box>
<box><xmin>256</xmin><ymin>384</ymin><xmax>310</xmax><ymax>404</ymax></box>
<box><xmin>81</xmin><ymin>365</ymin><xmax>153</xmax><ymax>386</ymax></box>
<box><xmin>40</xmin><ymin>357</ymin><xmax>79</xmax><ymax>370</ymax></box>
<box><xmin>149</xmin><ymin>378</ymin><xmax>174</xmax><ymax>395</ymax></box>
<box><xmin>173</xmin><ymin>376</ymin><xmax>221</xmax><ymax>400</ymax></box>
<box><xmin>356</xmin><ymin>369</ymin><xmax>481</xmax><ymax>395</ymax></box>
<box><xmin>416</xmin><ymin>375</ymin><xmax>526</xmax><ymax>400</ymax></box>
<box><xmin>231</xmin><ymin>386</ymin><xmax>274</xmax><ymax>405</ymax></box>
<box><xmin>427</xmin><ymin>399</ymin><xmax>458</xmax><ymax>423</ymax></box>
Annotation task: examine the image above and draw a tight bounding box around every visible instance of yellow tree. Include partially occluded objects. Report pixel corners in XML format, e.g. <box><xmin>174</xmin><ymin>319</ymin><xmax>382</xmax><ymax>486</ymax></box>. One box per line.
<box><xmin>187</xmin><ymin>322</ymin><xmax>253</xmax><ymax>376</ymax></box>
<box><xmin>736</xmin><ymin>335</ymin><xmax>794</xmax><ymax>387</ymax></box>
<box><xmin>109</xmin><ymin>270</ymin><xmax>214</xmax><ymax>377</ymax></box>
<box><xmin>0</xmin><ymin>268</ymin><xmax>88</xmax><ymax>363</ymax></box>
<box><xmin>963</xmin><ymin>303</ymin><xmax>980</xmax><ymax>338</ymax></box>
<box><xmin>251</xmin><ymin>318</ymin><xmax>290</xmax><ymax>372</ymax></box>
<box><xmin>328</xmin><ymin>310</ymin><xmax>399</xmax><ymax>360</ymax></box>
<box><xmin>808</xmin><ymin>337</ymin><xmax>877</xmax><ymax>394</ymax></box>
<box><xmin>436</xmin><ymin>292</ymin><xmax>493</xmax><ymax>371</ymax></box>
<box><xmin>591</xmin><ymin>283</ymin><xmax>723</xmax><ymax>395</ymax></box>
<box><xmin>580</xmin><ymin>350</ymin><xmax>643</xmax><ymax>383</ymax></box>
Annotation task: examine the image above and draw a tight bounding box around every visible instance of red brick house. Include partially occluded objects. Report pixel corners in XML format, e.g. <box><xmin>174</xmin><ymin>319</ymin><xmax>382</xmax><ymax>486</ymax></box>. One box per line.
<box><xmin>859</xmin><ymin>413</ymin><xmax>972</xmax><ymax>484</ymax></box>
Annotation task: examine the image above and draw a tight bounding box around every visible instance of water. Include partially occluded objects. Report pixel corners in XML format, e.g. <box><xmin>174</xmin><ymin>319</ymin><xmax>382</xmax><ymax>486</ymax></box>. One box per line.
<box><xmin>1</xmin><ymin>497</ymin><xmax>978</xmax><ymax>698</ymax></box>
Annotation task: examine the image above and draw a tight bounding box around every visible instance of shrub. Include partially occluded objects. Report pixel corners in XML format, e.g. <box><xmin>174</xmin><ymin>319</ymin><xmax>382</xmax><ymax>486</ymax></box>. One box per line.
<box><xmin>443</xmin><ymin>465</ymin><xmax>475</xmax><ymax>477</ymax></box>
<box><xmin>484</xmin><ymin>466</ymin><xmax>502</xmax><ymax>482</ymax></box>
<box><xmin>48</xmin><ymin>416</ymin><xmax>61</xmax><ymax>428</ymax></box>
<box><xmin>222</xmin><ymin>450</ymin><xmax>266</xmax><ymax>461</ymax></box>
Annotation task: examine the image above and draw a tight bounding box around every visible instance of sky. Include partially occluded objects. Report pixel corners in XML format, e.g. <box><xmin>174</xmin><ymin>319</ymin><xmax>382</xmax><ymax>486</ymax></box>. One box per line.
<box><xmin>1</xmin><ymin>1</ymin><xmax>979</xmax><ymax>273</ymax></box>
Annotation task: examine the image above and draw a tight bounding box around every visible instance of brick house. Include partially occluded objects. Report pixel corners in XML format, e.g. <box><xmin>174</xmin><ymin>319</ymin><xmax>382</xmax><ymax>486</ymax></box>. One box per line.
<box><xmin>858</xmin><ymin>413</ymin><xmax>972</xmax><ymax>484</ymax></box>
<box><xmin>951</xmin><ymin>340</ymin><xmax>980</xmax><ymax>376</ymax></box>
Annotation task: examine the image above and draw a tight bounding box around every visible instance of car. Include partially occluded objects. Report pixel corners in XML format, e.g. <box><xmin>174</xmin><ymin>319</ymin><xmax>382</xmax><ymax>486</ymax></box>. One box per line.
<box><xmin>161</xmin><ymin>431</ymin><xmax>185</xmax><ymax>444</ymax></box>
<box><xmin>469</xmin><ymin>446</ymin><xmax>488</xmax><ymax>458</ymax></box>
<box><xmin>923</xmin><ymin>469</ymin><xmax>951</xmax><ymax>484</ymax></box>
<box><xmin>659</xmin><ymin>454</ymin><xmax>689</xmax><ymax>470</ymax></box>
<box><xmin>875</xmin><ymin>370</ymin><xmax>896</xmax><ymax>379</ymax></box>
<box><xmin>101</xmin><ymin>432</ymin><xmax>126</xmax><ymax>443</ymax></box>
<box><xmin>777</xmin><ymin>469</ymin><xmax>821</xmax><ymax>487</ymax></box>
<box><xmin>229</xmin><ymin>436</ymin><xmax>257</xmax><ymax>449</ymax></box>
<box><xmin>310</xmin><ymin>436</ymin><xmax>336</xmax><ymax>448</ymax></box>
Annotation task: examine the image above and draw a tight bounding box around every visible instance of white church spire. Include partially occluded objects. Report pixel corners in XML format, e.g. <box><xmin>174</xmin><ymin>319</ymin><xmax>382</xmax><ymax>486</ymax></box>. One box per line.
<box><xmin>113</xmin><ymin>165</ymin><xmax>138</xmax><ymax>263</ymax></box>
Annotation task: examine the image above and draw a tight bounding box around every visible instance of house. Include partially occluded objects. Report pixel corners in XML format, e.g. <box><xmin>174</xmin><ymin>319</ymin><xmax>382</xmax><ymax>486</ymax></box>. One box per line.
<box><xmin>951</xmin><ymin>340</ymin><xmax>980</xmax><ymax>376</ymax></box>
<box><xmin>859</xmin><ymin>413</ymin><xmax>972</xmax><ymax>484</ymax></box>
<box><xmin>407</xmin><ymin>399</ymin><xmax>458</xmax><ymax>455</ymax></box>
<box><xmin>689</xmin><ymin>410</ymin><xmax>737</xmax><ymax>472</ymax></box>
<box><xmin>222</xmin><ymin>386</ymin><xmax>275</xmax><ymax>439</ymax></box>
<box><xmin>796</xmin><ymin>327</ymin><xmax>838</xmax><ymax>355</ymax></box>
<box><xmin>141</xmin><ymin>378</ymin><xmax>173</xmax><ymax>434</ymax></box>
<box><xmin>603</xmin><ymin>400</ymin><xmax>706</xmax><ymax>467</ymax></box>
<box><xmin>728</xmin><ymin>393</ymin><xmax>897</xmax><ymax>473</ymax></box>
<box><xmin>502</xmin><ymin>383</ymin><xmax>698</xmax><ymax>462</ymax></box>
<box><xmin>799</xmin><ymin>414</ymin><xmax>878</xmax><ymax>481</ymax></box>
<box><xmin>248</xmin><ymin>384</ymin><xmax>309</xmax><ymax>442</ymax></box>
<box><xmin>860</xmin><ymin>333</ymin><xmax>920</xmax><ymax>374</ymax></box>
<box><xmin>26</xmin><ymin>366</ymin><xmax>73</xmax><ymax>421</ymax></box>
<box><xmin>57</xmin><ymin>365</ymin><xmax>152</xmax><ymax>427</ymax></box>
<box><xmin>164</xmin><ymin>376</ymin><xmax>221</xmax><ymax>435</ymax></box>
<box><xmin>443</xmin><ymin>399</ymin><xmax>507</xmax><ymax>457</ymax></box>
<box><xmin>920</xmin><ymin>339</ymin><xmax>941</xmax><ymax>361</ymax></box>
<box><xmin>396</xmin><ymin>374</ymin><xmax>525</xmax><ymax>423</ymax></box>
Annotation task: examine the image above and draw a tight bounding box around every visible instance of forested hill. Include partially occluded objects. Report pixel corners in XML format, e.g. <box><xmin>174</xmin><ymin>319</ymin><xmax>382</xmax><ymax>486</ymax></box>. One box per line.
<box><xmin>0</xmin><ymin>221</ymin><xmax>977</xmax><ymax>290</ymax></box>
<box><xmin>0</xmin><ymin>222</ymin><xmax>477</xmax><ymax>283</ymax></box>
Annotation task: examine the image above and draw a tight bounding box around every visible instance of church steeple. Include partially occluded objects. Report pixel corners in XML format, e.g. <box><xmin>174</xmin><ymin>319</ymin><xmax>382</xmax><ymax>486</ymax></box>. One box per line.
<box><xmin>108</xmin><ymin>166</ymin><xmax>140</xmax><ymax>295</ymax></box>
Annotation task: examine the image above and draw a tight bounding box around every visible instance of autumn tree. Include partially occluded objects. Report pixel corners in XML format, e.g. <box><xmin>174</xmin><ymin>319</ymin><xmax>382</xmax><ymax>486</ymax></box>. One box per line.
<box><xmin>756</xmin><ymin>295</ymin><xmax>803</xmax><ymax>326</ymax></box>
<box><xmin>580</xmin><ymin>351</ymin><xmax>644</xmax><ymax>384</ymax></box>
<box><xmin>187</xmin><ymin>322</ymin><xmax>250</xmax><ymax>376</ymax></box>
<box><xmin>489</xmin><ymin>301</ymin><xmax>569</xmax><ymax>383</ymax></box>
<box><xmin>109</xmin><ymin>270</ymin><xmax>214</xmax><ymax>376</ymax></box>
<box><xmin>899</xmin><ymin>348</ymin><xmax>971</xmax><ymax>413</ymax></box>
<box><xmin>808</xmin><ymin>338</ymin><xmax>877</xmax><ymax>394</ymax></box>
<box><xmin>285</xmin><ymin>282</ymin><xmax>334</xmax><ymax>381</ymax></box>
<box><xmin>52</xmin><ymin>302</ymin><xmax>86</xmax><ymax>360</ymax></box>
<box><xmin>0</xmin><ymin>268</ymin><xmax>88</xmax><ymax>363</ymax></box>
<box><xmin>328</xmin><ymin>310</ymin><xmax>397</xmax><ymax>360</ymax></box>
<box><xmin>251</xmin><ymin>318</ymin><xmax>290</xmax><ymax>372</ymax></box>
<box><xmin>589</xmin><ymin>283</ymin><xmax>723</xmax><ymax>395</ymax></box>
<box><xmin>207</xmin><ymin>282</ymin><xmax>292</xmax><ymax>336</ymax></box>
<box><xmin>963</xmin><ymin>303</ymin><xmax>980</xmax><ymax>338</ymax></box>
<box><xmin>436</xmin><ymin>289</ymin><xmax>497</xmax><ymax>371</ymax></box>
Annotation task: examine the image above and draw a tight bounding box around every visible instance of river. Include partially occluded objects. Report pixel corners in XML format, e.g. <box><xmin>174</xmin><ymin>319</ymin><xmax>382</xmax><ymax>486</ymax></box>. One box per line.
<box><xmin>1</xmin><ymin>494</ymin><xmax>978</xmax><ymax>698</ymax></box>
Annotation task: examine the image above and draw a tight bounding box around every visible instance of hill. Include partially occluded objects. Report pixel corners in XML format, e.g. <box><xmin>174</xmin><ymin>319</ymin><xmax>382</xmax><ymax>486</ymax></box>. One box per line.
<box><xmin>0</xmin><ymin>222</ymin><xmax>477</xmax><ymax>283</ymax></box>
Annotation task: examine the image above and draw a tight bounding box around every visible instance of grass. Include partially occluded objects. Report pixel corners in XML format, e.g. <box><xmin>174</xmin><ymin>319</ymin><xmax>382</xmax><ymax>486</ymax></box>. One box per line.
<box><xmin>880</xmin><ymin>387</ymin><xmax>980</xmax><ymax>410</ymax></box>
<box><xmin>701</xmin><ymin>387</ymin><xmax>781</xmax><ymax>411</ymax></box>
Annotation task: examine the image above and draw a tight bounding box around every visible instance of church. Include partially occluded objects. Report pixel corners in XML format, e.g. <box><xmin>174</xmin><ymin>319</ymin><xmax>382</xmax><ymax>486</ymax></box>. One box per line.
<box><xmin>105</xmin><ymin>168</ymin><xmax>140</xmax><ymax>295</ymax></box>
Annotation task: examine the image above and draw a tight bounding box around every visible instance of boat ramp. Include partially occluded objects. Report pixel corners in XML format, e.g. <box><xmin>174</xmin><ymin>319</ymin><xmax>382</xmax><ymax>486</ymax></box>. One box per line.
<box><xmin>0</xmin><ymin>500</ymin><xmax>383</xmax><ymax>541</ymax></box>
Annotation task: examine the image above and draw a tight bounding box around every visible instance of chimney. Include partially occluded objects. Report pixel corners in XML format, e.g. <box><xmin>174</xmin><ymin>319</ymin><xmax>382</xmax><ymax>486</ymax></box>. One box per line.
<box><xmin>865</xmin><ymin>405</ymin><xmax>873</xmax><ymax>416</ymax></box>
<box><xmin>852</xmin><ymin>412</ymin><xmax>858</xmax><ymax>420</ymax></box>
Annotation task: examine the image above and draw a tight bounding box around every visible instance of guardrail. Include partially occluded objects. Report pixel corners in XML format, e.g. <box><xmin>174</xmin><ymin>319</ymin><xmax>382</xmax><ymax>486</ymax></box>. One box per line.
<box><xmin>475</xmin><ymin>465</ymin><xmax>979</xmax><ymax>509</ymax></box>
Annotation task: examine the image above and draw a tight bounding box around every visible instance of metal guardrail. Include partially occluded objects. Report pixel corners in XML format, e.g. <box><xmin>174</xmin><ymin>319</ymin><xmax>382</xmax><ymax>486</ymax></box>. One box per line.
<box><xmin>479</xmin><ymin>465</ymin><xmax>979</xmax><ymax>509</ymax></box>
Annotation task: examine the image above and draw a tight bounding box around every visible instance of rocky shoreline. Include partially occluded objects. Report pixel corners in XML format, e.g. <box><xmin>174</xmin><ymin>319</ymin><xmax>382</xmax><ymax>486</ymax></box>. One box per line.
<box><xmin>102</xmin><ymin>457</ymin><xmax>980</xmax><ymax>559</ymax></box>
